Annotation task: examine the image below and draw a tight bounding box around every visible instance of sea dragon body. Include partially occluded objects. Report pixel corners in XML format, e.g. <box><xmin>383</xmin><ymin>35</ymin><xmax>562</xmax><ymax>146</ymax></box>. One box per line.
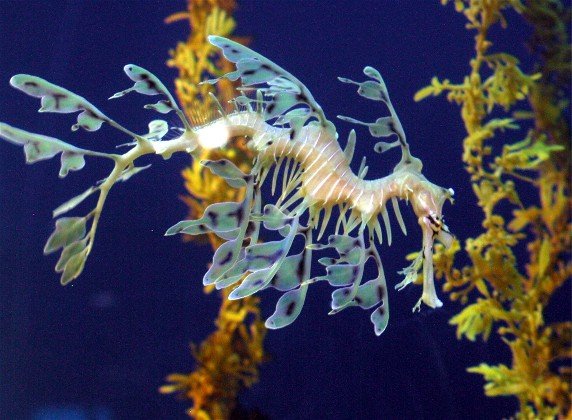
<box><xmin>0</xmin><ymin>36</ymin><xmax>453</xmax><ymax>335</ymax></box>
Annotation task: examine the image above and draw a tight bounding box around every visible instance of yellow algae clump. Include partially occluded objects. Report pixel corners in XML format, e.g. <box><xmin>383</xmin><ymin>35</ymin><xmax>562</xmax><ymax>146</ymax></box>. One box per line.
<box><xmin>159</xmin><ymin>293</ymin><xmax>266</xmax><ymax>419</ymax></box>
<box><xmin>416</xmin><ymin>0</ymin><xmax>571</xmax><ymax>417</ymax></box>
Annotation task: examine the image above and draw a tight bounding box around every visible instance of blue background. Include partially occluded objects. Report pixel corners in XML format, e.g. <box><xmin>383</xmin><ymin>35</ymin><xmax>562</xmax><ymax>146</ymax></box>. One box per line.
<box><xmin>0</xmin><ymin>1</ymin><xmax>568</xmax><ymax>419</ymax></box>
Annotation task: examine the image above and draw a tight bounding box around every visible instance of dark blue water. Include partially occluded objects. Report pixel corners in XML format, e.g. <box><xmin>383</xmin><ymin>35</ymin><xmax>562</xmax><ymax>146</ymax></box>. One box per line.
<box><xmin>0</xmin><ymin>1</ymin><xmax>568</xmax><ymax>419</ymax></box>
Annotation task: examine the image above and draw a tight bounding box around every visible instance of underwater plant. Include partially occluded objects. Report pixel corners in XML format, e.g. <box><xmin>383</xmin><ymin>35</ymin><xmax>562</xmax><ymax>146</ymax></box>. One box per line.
<box><xmin>0</xmin><ymin>35</ymin><xmax>455</xmax><ymax>336</ymax></box>
<box><xmin>159</xmin><ymin>2</ymin><xmax>268</xmax><ymax>418</ymax></box>
<box><xmin>415</xmin><ymin>0</ymin><xmax>571</xmax><ymax>417</ymax></box>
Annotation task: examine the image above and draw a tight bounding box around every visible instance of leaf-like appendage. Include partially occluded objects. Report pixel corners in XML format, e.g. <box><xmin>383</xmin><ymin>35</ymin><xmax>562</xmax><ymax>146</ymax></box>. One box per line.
<box><xmin>55</xmin><ymin>238</ymin><xmax>88</xmax><ymax>273</ymax></box>
<box><xmin>44</xmin><ymin>217</ymin><xmax>87</xmax><ymax>255</ymax></box>
<box><xmin>331</xmin><ymin>284</ymin><xmax>360</xmax><ymax>311</ymax></box>
<box><xmin>116</xmin><ymin>165</ymin><xmax>152</xmax><ymax>183</ymax></box>
<box><xmin>213</xmin><ymin>266</ymin><xmax>247</xmax><ymax>289</ymax></box>
<box><xmin>338</xmin><ymin>66</ymin><xmax>388</xmax><ymax>102</ymax></box>
<box><xmin>144</xmin><ymin>100</ymin><xmax>175</xmax><ymax>114</ymax></box>
<box><xmin>309</xmin><ymin>234</ymin><xmax>361</xmax><ymax>260</ymax></box>
<box><xmin>263</xmin><ymin>91</ymin><xmax>300</xmax><ymax>120</ymax></box>
<box><xmin>59</xmin><ymin>151</ymin><xmax>86</xmax><ymax>177</ymax></box>
<box><xmin>201</xmin><ymin>159</ymin><xmax>248</xmax><ymax>181</ymax></box>
<box><xmin>110</xmin><ymin>64</ymin><xmax>192</xmax><ymax>129</ymax></box>
<box><xmin>143</xmin><ymin>120</ymin><xmax>168</xmax><ymax>141</ymax></box>
<box><xmin>0</xmin><ymin>123</ymin><xmax>88</xmax><ymax>178</ymax></box>
<box><xmin>370</xmin><ymin>306</ymin><xmax>389</xmax><ymax>336</ymax></box>
<box><xmin>203</xmin><ymin>239</ymin><xmax>240</xmax><ymax>285</ymax></box>
<box><xmin>207</xmin><ymin>36</ymin><xmax>336</xmax><ymax>134</ymax></box>
<box><xmin>166</xmin><ymin>201</ymin><xmax>246</xmax><ymax>237</ymax></box>
<box><xmin>53</xmin><ymin>187</ymin><xmax>97</xmax><ymax>218</ymax></box>
<box><xmin>320</xmin><ymin>264</ymin><xmax>359</xmax><ymax>287</ymax></box>
<box><xmin>374</xmin><ymin>140</ymin><xmax>400</xmax><ymax>154</ymax></box>
<box><xmin>229</xmin><ymin>268</ymin><xmax>273</xmax><ymax>300</ymax></box>
<box><xmin>60</xmin><ymin>248</ymin><xmax>88</xmax><ymax>285</ymax></box>
<box><xmin>353</xmin><ymin>278</ymin><xmax>385</xmax><ymax>310</ymax></box>
<box><xmin>244</xmin><ymin>240</ymin><xmax>286</xmax><ymax>267</ymax></box>
<box><xmin>110</xmin><ymin>65</ymin><xmax>178</xmax><ymax>113</ymax></box>
<box><xmin>10</xmin><ymin>75</ymin><xmax>109</xmax><ymax>131</ymax></box>
<box><xmin>201</xmin><ymin>202</ymin><xmax>245</xmax><ymax>232</ymax></box>
<box><xmin>337</xmin><ymin>66</ymin><xmax>415</xmax><ymax>167</ymax></box>
<box><xmin>269</xmin><ymin>252</ymin><xmax>304</xmax><ymax>291</ymax></box>
<box><xmin>254</xmin><ymin>204</ymin><xmax>294</xmax><ymax>231</ymax></box>
<box><xmin>164</xmin><ymin>220</ymin><xmax>205</xmax><ymax>236</ymax></box>
<box><xmin>265</xmin><ymin>285</ymin><xmax>308</xmax><ymax>329</ymax></box>
<box><xmin>337</xmin><ymin>115</ymin><xmax>395</xmax><ymax>139</ymax></box>
<box><xmin>111</xmin><ymin>65</ymin><xmax>172</xmax><ymax>98</ymax></box>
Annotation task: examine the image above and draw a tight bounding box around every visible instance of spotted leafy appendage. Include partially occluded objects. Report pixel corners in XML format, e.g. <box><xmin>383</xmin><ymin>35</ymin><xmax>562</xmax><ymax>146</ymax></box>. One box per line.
<box><xmin>1</xmin><ymin>65</ymin><xmax>194</xmax><ymax>286</ymax></box>
<box><xmin>9</xmin><ymin>75</ymin><xmax>111</xmax><ymax>132</ymax></box>
<box><xmin>205</xmin><ymin>35</ymin><xmax>336</xmax><ymax>136</ymax></box>
<box><xmin>43</xmin><ymin>217</ymin><xmax>89</xmax><ymax>285</ymax></box>
<box><xmin>0</xmin><ymin>123</ymin><xmax>88</xmax><ymax>178</ymax></box>
<box><xmin>110</xmin><ymin>64</ymin><xmax>191</xmax><ymax>129</ymax></box>
<box><xmin>308</xmin><ymin>231</ymin><xmax>390</xmax><ymax>335</ymax></box>
<box><xmin>337</xmin><ymin>66</ymin><xmax>421</xmax><ymax>171</ymax></box>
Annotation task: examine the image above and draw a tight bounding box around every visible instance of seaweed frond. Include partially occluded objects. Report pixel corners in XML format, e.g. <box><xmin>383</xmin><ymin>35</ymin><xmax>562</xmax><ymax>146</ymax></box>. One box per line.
<box><xmin>416</xmin><ymin>0</ymin><xmax>571</xmax><ymax>417</ymax></box>
<box><xmin>160</xmin><ymin>2</ymin><xmax>265</xmax><ymax>418</ymax></box>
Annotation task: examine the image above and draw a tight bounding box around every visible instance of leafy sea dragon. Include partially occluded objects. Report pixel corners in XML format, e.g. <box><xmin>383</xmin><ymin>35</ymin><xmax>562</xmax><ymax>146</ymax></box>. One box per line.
<box><xmin>0</xmin><ymin>36</ymin><xmax>454</xmax><ymax>335</ymax></box>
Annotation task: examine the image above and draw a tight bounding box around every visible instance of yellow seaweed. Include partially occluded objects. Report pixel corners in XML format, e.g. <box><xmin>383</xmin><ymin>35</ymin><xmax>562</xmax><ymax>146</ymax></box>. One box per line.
<box><xmin>416</xmin><ymin>0</ymin><xmax>571</xmax><ymax>417</ymax></box>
